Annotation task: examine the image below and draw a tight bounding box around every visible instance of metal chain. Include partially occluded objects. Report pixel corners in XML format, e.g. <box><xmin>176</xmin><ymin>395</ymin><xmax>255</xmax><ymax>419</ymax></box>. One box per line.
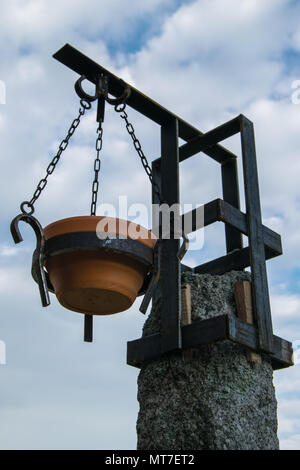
<box><xmin>20</xmin><ymin>99</ymin><xmax>92</xmax><ymax>215</ymax></box>
<box><xmin>90</xmin><ymin>121</ymin><xmax>103</xmax><ymax>216</ymax></box>
<box><xmin>114</xmin><ymin>103</ymin><xmax>162</xmax><ymax>204</ymax></box>
<box><xmin>114</xmin><ymin>103</ymin><xmax>189</xmax><ymax>258</ymax></box>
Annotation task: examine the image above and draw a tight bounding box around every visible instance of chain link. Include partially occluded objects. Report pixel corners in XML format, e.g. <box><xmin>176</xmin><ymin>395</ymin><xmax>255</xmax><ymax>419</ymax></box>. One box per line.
<box><xmin>90</xmin><ymin>121</ymin><xmax>103</xmax><ymax>216</ymax></box>
<box><xmin>20</xmin><ymin>99</ymin><xmax>92</xmax><ymax>215</ymax></box>
<box><xmin>114</xmin><ymin>103</ymin><xmax>189</xmax><ymax>257</ymax></box>
<box><xmin>115</xmin><ymin>104</ymin><xmax>162</xmax><ymax>204</ymax></box>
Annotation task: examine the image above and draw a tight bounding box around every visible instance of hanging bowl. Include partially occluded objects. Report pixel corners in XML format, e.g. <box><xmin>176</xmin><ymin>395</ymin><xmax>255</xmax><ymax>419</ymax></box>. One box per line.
<box><xmin>43</xmin><ymin>216</ymin><xmax>157</xmax><ymax>315</ymax></box>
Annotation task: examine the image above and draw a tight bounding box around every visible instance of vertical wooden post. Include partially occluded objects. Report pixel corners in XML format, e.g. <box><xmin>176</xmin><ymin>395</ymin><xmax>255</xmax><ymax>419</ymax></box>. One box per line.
<box><xmin>240</xmin><ymin>115</ymin><xmax>273</xmax><ymax>353</ymax></box>
<box><xmin>151</xmin><ymin>159</ymin><xmax>162</xmax><ymax>306</ymax></box>
<box><xmin>234</xmin><ymin>280</ymin><xmax>262</xmax><ymax>365</ymax></box>
<box><xmin>221</xmin><ymin>157</ymin><xmax>243</xmax><ymax>253</ymax></box>
<box><xmin>160</xmin><ymin>118</ymin><xmax>181</xmax><ymax>353</ymax></box>
<box><xmin>181</xmin><ymin>284</ymin><xmax>193</xmax><ymax>362</ymax></box>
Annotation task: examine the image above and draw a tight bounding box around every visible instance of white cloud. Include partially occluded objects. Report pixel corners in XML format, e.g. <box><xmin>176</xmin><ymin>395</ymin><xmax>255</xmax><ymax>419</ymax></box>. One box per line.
<box><xmin>0</xmin><ymin>245</ymin><xmax>18</xmax><ymax>257</ymax></box>
<box><xmin>1</xmin><ymin>0</ymin><xmax>300</xmax><ymax>450</ymax></box>
<box><xmin>281</xmin><ymin>434</ymin><xmax>300</xmax><ymax>450</ymax></box>
<box><xmin>271</xmin><ymin>293</ymin><xmax>300</xmax><ymax>321</ymax></box>
<box><xmin>0</xmin><ymin>266</ymin><xmax>33</xmax><ymax>295</ymax></box>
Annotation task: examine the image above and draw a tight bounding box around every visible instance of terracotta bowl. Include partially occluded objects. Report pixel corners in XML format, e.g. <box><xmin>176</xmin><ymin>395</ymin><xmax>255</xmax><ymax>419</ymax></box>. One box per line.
<box><xmin>43</xmin><ymin>216</ymin><xmax>156</xmax><ymax>315</ymax></box>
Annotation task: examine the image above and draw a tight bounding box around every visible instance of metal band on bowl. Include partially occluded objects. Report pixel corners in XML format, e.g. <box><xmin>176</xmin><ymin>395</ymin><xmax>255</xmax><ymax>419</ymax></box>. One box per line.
<box><xmin>43</xmin><ymin>232</ymin><xmax>154</xmax><ymax>267</ymax></box>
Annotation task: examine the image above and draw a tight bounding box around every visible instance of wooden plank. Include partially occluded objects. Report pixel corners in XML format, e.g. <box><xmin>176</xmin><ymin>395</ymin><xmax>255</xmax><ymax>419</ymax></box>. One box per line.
<box><xmin>227</xmin><ymin>315</ymin><xmax>258</xmax><ymax>350</ymax></box>
<box><xmin>181</xmin><ymin>315</ymin><xmax>228</xmax><ymax>348</ymax></box>
<box><xmin>160</xmin><ymin>118</ymin><xmax>181</xmax><ymax>353</ymax></box>
<box><xmin>227</xmin><ymin>315</ymin><xmax>293</xmax><ymax>370</ymax></box>
<box><xmin>178</xmin><ymin>116</ymin><xmax>240</xmax><ymax>162</ymax></box>
<box><xmin>218</xmin><ymin>199</ymin><xmax>282</xmax><ymax>255</ymax></box>
<box><xmin>240</xmin><ymin>115</ymin><xmax>273</xmax><ymax>353</ymax></box>
<box><xmin>127</xmin><ymin>316</ymin><xmax>228</xmax><ymax>368</ymax></box>
<box><xmin>221</xmin><ymin>158</ymin><xmax>243</xmax><ymax>253</ymax></box>
<box><xmin>194</xmin><ymin>247</ymin><xmax>252</xmax><ymax>275</ymax></box>
<box><xmin>127</xmin><ymin>314</ymin><xmax>293</xmax><ymax>369</ymax></box>
<box><xmin>234</xmin><ymin>281</ymin><xmax>253</xmax><ymax>324</ymax></box>
<box><xmin>182</xmin><ymin>199</ymin><xmax>219</xmax><ymax>234</ymax></box>
<box><xmin>127</xmin><ymin>333</ymin><xmax>162</xmax><ymax>368</ymax></box>
<box><xmin>151</xmin><ymin>159</ymin><xmax>162</xmax><ymax>306</ymax></box>
<box><xmin>53</xmin><ymin>43</ymin><xmax>237</xmax><ymax>163</ymax></box>
<box><xmin>181</xmin><ymin>284</ymin><xmax>192</xmax><ymax>326</ymax></box>
<box><xmin>181</xmin><ymin>284</ymin><xmax>193</xmax><ymax>362</ymax></box>
<box><xmin>194</xmin><ymin>245</ymin><xmax>279</xmax><ymax>275</ymax></box>
<box><xmin>234</xmin><ymin>281</ymin><xmax>262</xmax><ymax>364</ymax></box>
<box><xmin>271</xmin><ymin>335</ymin><xmax>294</xmax><ymax>369</ymax></box>
<box><xmin>181</xmin><ymin>198</ymin><xmax>282</xmax><ymax>257</ymax></box>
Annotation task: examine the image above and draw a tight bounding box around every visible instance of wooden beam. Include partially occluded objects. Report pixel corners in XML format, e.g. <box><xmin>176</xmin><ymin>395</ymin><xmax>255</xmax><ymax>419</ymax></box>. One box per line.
<box><xmin>240</xmin><ymin>115</ymin><xmax>274</xmax><ymax>353</ymax></box>
<box><xmin>53</xmin><ymin>43</ymin><xmax>237</xmax><ymax>163</ymax></box>
<box><xmin>234</xmin><ymin>281</ymin><xmax>262</xmax><ymax>365</ymax></box>
<box><xmin>127</xmin><ymin>314</ymin><xmax>293</xmax><ymax>370</ymax></box>
<box><xmin>221</xmin><ymin>158</ymin><xmax>243</xmax><ymax>253</ymax></box>
<box><xmin>181</xmin><ymin>284</ymin><xmax>193</xmax><ymax>362</ymax></box>
<box><xmin>160</xmin><ymin>118</ymin><xmax>181</xmax><ymax>353</ymax></box>
<box><xmin>182</xmin><ymin>199</ymin><xmax>282</xmax><ymax>257</ymax></box>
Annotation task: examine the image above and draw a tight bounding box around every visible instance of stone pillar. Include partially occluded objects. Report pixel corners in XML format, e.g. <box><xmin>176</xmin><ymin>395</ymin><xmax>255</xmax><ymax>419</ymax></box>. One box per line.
<box><xmin>137</xmin><ymin>271</ymin><xmax>279</xmax><ymax>450</ymax></box>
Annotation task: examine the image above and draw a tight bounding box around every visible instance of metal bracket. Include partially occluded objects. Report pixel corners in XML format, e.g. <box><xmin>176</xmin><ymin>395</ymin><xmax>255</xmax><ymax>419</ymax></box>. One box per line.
<box><xmin>139</xmin><ymin>242</ymin><xmax>161</xmax><ymax>314</ymax></box>
<box><xmin>74</xmin><ymin>74</ymin><xmax>131</xmax><ymax>122</ymax></box>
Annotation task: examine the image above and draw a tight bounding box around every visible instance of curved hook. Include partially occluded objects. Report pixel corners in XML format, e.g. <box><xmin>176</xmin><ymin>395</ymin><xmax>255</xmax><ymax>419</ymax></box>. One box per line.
<box><xmin>11</xmin><ymin>213</ymin><xmax>43</xmax><ymax>245</ymax></box>
<box><xmin>10</xmin><ymin>214</ymin><xmax>51</xmax><ymax>307</ymax></box>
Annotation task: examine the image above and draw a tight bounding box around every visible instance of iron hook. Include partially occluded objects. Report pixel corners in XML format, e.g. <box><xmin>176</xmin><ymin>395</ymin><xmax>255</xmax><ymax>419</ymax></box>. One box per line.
<box><xmin>10</xmin><ymin>214</ymin><xmax>51</xmax><ymax>307</ymax></box>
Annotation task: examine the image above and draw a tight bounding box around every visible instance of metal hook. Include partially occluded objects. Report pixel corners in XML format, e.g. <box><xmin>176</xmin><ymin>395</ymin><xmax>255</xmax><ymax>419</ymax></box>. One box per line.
<box><xmin>10</xmin><ymin>214</ymin><xmax>51</xmax><ymax>307</ymax></box>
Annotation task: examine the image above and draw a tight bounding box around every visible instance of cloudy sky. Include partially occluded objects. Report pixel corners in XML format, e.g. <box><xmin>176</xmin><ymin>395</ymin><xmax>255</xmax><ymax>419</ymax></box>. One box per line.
<box><xmin>1</xmin><ymin>0</ymin><xmax>300</xmax><ymax>450</ymax></box>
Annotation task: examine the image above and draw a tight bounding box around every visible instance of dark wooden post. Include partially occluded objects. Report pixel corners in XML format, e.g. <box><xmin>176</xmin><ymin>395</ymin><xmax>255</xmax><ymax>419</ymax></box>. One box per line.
<box><xmin>240</xmin><ymin>115</ymin><xmax>273</xmax><ymax>353</ymax></box>
<box><xmin>160</xmin><ymin>118</ymin><xmax>181</xmax><ymax>353</ymax></box>
<box><xmin>221</xmin><ymin>157</ymin><xmax>243</xmax><ymax>253</ymax></box>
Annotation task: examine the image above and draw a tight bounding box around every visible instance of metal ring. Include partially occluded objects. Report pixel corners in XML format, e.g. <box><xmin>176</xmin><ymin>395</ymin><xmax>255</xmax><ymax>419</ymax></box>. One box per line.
<box><xmin>115</xmin><ymin>103</ymin><xmax>126</xmax><ymax>113</ymax></box>
<box><xmin>80</xmin><ymin>99</ymin><xmax>92</xmax><ymax>110</ymax></box>
<box><xmin>75</xmin><ymin>75</ymin><xmax>98</xmax><ymax>102</ymax></box>
<box><xmin>105</xmin><ymin>85</ymin><xmax>131</xmax><ymax>106</ymax></box>
<box><xmin>20</xmin><ymin>201</ymin><xmax>34</xmax><ymax>215</ymax></box>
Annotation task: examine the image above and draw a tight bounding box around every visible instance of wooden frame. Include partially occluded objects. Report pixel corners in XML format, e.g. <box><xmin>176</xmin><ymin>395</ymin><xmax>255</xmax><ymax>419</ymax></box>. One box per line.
<box><xmin>53</xmin><ymin>44</ymin><xmax>293</xmax><ymax>370</ymax></box>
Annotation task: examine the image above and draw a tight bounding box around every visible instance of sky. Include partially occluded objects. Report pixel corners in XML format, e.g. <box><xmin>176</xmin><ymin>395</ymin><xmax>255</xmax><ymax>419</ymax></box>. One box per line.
<box><xmin>1</xmin><ymin>0</ymin><xmax>300</xmax><ymax>450</ymax></box>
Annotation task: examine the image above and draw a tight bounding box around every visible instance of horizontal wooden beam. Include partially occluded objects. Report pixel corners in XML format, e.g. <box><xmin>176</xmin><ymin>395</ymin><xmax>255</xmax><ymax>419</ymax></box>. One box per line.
<box><xmin>194</xmin><ymin>246</ymin><xmax>278</xmax><ymax>275</ymax></box>
<box><xmin>227</xmin><ymin>316</ymin><xmax>293</xmax><ymax>370</ymax></box>
<box><xmin>53</xmin><ymin>43</ymin><xmax>236</xmax><ymax>164</ymax></box>
<box><xmin>218</xmin><ymin>199</ymin><xmax>282</xmax><ymax>255</ymax></box>
<box><xmin>127</xmin><ymin>333</ymin><xmax>162</xmax><ymax>367</ymax></box>
<box><xmin>127</xmin><ymin>314</ymin><xmax>293</xmax><ymax>370</ymax></box>
<box><xmin>182</xmin><ymin>198</ymin><xmax>282</xmax><ymax>256</ymax></box>
<box><xmin>178</xmin><ymin>115</ymin><xmax>241</xmax><ymax>163</ymax></box>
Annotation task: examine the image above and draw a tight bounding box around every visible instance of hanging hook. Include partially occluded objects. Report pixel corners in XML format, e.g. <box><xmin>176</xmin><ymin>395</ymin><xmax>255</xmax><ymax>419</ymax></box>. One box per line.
<box><xmin>10</xmin><ymin>214</ymin><xmax>50</xmax><ymax>307</ymax></box>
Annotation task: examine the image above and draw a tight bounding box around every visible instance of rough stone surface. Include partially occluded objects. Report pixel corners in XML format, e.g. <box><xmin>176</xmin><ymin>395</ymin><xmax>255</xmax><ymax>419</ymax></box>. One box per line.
<box><xmin>136</xmin><ymin>271</ymin><xmax>279</xmax><ymax>450</ymax></box>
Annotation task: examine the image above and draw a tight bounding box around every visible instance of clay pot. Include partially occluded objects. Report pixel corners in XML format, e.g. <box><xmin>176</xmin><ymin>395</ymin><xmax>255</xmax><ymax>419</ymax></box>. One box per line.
<box><xmin>43</xmin><ymin>216</ymin><xmax>156</xmax><ymax>315</ymax></box>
